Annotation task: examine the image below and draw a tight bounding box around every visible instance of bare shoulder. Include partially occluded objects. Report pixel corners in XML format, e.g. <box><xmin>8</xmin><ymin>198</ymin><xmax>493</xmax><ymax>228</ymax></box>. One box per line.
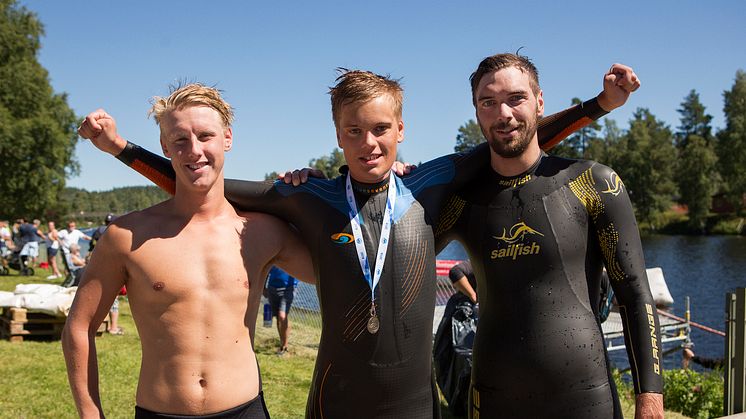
<box><xmin>101</xmin><ymin>201</ymin><xmax>175</xmax><ymax>249</ymax></box>
<box><xmin>235</xmin><ymin>211</ymin><xmax>295</xmax><ymax>255</ymax></box>
<box><xmin>236</xmin><ymin>211</ymin><xmax>290</xmax><ymax>234</ymax></box>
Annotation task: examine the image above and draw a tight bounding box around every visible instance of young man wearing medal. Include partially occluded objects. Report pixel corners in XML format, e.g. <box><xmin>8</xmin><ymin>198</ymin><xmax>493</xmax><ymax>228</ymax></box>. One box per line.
<box><xmin>79</xmin><ymin>65</ymin><xmax>638</xmax><ymax>418</ymax></box>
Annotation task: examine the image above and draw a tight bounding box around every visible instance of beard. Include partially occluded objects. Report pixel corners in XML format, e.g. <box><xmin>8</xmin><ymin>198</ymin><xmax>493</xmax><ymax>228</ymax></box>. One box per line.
<box><xmin>481</xmin><ymin>112</ymin><xmax>538</xmax><ymax>159</ymax></box>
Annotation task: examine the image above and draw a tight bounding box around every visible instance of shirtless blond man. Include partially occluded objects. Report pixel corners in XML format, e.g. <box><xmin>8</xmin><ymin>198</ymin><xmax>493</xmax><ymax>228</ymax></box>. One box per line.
<box><xmin>63</xmin><ymin>84</ymin><xmax>313</xmax><ymax>418</ymax></box>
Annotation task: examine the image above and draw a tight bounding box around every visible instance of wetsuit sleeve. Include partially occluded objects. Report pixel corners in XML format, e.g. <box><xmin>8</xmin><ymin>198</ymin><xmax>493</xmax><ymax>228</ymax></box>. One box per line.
<box><xmin>538</xmin><ymin>98</ymin><xmax>608</xmax><ymax>151</ymax></box>
<box><xmin>116</xmin><ymin>141</ymin><xmax>176</xmax><ymax>195</ymax></box>
<box><xmin>223</xmin><ymin>178</ymin><xmax>294</xmax><ymax>220</ymax></box>
<box><xmin>433</xmin><ymin>192</ymin><xmax>471</xmax><ymax>253</ymax></box>
<box><xmin>114</xmin><ymin>141</ymin><xmax>300</xmax><ymax>220</ymax></box>
<box><xmin>571</xmin><ymin>163</ymin><xmax>663</xmax><ymax>394</ymax></box>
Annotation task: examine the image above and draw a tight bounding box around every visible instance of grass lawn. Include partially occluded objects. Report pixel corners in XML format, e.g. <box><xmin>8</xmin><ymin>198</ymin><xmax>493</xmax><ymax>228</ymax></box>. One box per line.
<box><xmin>0</xmin><ymin>268</ymin><xmax>689</xmax><ymax>418</ymax></box>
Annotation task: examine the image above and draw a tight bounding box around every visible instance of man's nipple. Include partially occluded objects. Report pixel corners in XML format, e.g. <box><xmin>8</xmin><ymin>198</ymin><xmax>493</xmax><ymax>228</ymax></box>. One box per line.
<box><xmin>153</xmin><ymin>282</ymin><xmax>165</xmax><ymax>291</ymax></box>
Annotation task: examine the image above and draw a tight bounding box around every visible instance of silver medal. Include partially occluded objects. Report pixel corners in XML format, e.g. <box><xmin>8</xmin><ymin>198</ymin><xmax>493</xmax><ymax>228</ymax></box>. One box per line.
<box><xmin>367</xmin><ymin>315</ymin><xmax>380</xmax><ymax>334</ymax></box>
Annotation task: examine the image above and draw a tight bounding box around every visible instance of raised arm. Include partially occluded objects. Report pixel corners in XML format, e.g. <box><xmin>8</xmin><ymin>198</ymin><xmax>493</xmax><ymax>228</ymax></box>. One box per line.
<box><xmin>538</xmin><ymin>63</ymin><xmax>640</xmax><ymax>151</ymax></box>
<box><xmin>79</xmin><ymin>110</ymin><xmax>298</xmax><ymax>218</ymax></box>
<box><xmin>79</xmin><ymin>110</ymin><xmax>176</xmax><ymax>194</ymax></box>
<box><xmin>62</xmin><ymin>223</ymin><xmax>129</xmax><ymax>418</ymax></box>
<box><xmin>581</xmin><ymin>163</ymin><xmax>663</xmax><ymax>418</ymax></box>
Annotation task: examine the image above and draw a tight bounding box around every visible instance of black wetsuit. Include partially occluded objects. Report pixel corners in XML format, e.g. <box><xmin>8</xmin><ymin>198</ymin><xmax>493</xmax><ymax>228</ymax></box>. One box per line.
<box><xmin>437</xmin><ymin>154</ymin><xmax>663</xmax><ymax>418</ymax></box>
<box><xmin>112</xmin><ymin>99</ymin><xmax>607</xmax><ymax>419</ymax></box>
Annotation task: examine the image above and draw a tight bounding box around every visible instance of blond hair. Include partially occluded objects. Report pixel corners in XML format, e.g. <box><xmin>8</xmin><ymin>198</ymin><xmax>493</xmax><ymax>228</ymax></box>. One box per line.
<box><xmin>149</xmin><ymin>83</ymin><xmax>234</xmax><ymax>128</ymax></box>
<box><xmin>329</xmin><ymin>69</ymin><xmax>403</xmax><ymax>127</ymax></box>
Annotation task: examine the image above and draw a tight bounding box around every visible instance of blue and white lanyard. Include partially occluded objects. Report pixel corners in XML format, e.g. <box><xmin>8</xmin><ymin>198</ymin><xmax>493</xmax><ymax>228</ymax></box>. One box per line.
<box><xmin>345</xmin><ymin>171</ymin><xmax>397</xmax><ymax>308</ymax></box>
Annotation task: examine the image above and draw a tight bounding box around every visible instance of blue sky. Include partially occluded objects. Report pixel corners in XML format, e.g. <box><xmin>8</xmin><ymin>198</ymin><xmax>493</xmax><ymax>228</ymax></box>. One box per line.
<box><xmin>21</xmin><ymin>0</ymin><xmax>746</xmax><ymax>191</ymax></box>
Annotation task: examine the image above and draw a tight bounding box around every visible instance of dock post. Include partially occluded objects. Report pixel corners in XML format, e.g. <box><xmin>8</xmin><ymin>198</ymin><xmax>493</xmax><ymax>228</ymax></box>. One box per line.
<box><xmin>685</xmin><ymin>296</ymin><xmax>691</xmax><ymax>345</ymax></box>
<box><xmin>725</xmin><ymin>288</ymin><xmax>746</xmax><ymax>415</ymax></box>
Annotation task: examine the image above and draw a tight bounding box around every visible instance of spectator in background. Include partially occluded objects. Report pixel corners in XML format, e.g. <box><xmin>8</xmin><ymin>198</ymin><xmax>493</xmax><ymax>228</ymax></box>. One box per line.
<box><xmin>0</xmin><ymin>220</ymin><xmax>13</xmax><ymax>252</ymax></box>
<box><xmin>0</xmin><ymin>221</ymin><xmax>12</xmax><ymax>271</ymax></box>
<box><xmin>18</xmin><ymin>218</ymin><xmax>46</xmax><ymax>267</ymax></box>
<box><xmin>266</xmin><ymin>266</ymin><xmax>299</xmax><ymax>355</ymax></box>
<box><xmin>46</xmin><ymin>221</ymin><xmax>63</xmax><ymax>279</ymax></box>
<box><xmin>67</xmin><ymin>243</ymin><xmax>86</xmax><ymax>287</ymax></box>
<box><xmin>89</xmin><ymin>213</ymin><xmax>115</xmax><ymax>254</ymax></box>
<box><xmin>58</xmin><ymin>221</ymin><xmax>91</xmax><ymax>251</ymax></box>
<box><xmin>0</xmin><ymin>220</ymin><xmax>12</xmax><ymax>247</ymax></box>
<box><xmin>449</xmin><ymin>260</ymin><xmax>477</xmax><ymax>304</ymax></box>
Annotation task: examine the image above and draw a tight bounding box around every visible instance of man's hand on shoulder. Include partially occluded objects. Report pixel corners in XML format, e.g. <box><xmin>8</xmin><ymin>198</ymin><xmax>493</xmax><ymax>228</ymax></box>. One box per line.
<box><xmin>597</xmin><ymin>63</ymin><xmax>641</xmax><ymax>112</ymax></box>
<box><xmin>78</xmin><ymin>109</ymin><xmax>128</xmax><ymax>156</ymax></box>
<box><xmin>635</xmin><ymin>392</ymin><xmax>663</xmax><ymax>419</ymax></box>
<box><xmin>392</xmin><ymin>161</ymin><xmax>416</xmax><ymax>176</ymax></box>
<box><xmin>279</xmin><ymin>168</ymin><xmax>326</xmax><ymax>186</ymax></box>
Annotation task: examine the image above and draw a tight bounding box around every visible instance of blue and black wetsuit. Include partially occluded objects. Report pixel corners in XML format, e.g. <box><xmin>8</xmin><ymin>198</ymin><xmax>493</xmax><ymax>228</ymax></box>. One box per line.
<box><xmin>437</xmin><ymin>154</ymin><xmax>663</xmax><ymax>418</ymax></box>
<box><xmin>112</xmin><ymin>99</ymin><xmax>607</xmax><ymax>418</ymax></box>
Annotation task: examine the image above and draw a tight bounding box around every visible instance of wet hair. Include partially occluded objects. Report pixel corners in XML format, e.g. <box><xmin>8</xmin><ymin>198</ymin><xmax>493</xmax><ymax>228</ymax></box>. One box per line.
<box><xmin>469</xmin><ymin>53</ymin><xmax>540</xmax><ymax>103</ymax></box>
<box><xmin>329</xmin><ymin>68</ymin><xmax>403</xmax><ymax>127</ymax></box>
<box><xmin>149</xmin><ymin>82</ymin><xmax>234</xmax><ymax>128</ymax></box>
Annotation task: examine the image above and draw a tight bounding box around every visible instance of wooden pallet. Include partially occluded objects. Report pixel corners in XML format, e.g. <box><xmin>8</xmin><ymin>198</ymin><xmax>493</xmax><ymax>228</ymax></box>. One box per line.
<box><xmin>0</xmin><ymin>307</ymin><xmax>108</xmax><ymax>342</ymax></box>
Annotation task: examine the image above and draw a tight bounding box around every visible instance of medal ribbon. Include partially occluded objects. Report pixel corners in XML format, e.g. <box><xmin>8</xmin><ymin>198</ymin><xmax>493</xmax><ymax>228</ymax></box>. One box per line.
<box><xmin>345</xmin><ymin>171</ymin><xmax>397</xmax><ymax>306</ymax></box>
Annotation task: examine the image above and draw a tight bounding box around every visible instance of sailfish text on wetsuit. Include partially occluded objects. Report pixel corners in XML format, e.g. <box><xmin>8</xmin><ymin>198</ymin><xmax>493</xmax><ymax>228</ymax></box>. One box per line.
<box><xmin>490</xmin><ymin>221</ymin><xmax>543</xmax><ymax>260</ymax></box>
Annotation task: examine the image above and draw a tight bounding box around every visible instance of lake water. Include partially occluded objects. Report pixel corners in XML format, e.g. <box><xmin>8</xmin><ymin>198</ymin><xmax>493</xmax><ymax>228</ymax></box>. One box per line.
<box><xmin>438</xmin><ymin>235</ymin><xmax>746</xmax><ymax>370</ymax></box>
<box><xmin>642</xmin><ymin>235</ymin><xmax>746</xmax><ymax>365</ymax></box>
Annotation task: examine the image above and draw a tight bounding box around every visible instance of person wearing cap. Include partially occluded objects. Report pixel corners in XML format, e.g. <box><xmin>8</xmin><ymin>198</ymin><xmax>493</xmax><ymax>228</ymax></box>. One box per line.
<box><xmin>89</xmin><ymin>213</ymin><xmax>115</xmax><ymax>254</ymax></box>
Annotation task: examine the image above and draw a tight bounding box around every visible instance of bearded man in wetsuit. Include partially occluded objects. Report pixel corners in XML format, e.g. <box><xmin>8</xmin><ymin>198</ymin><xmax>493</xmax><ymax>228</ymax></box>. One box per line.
<box><xmin>64</xmin><ymin>83</ymin><xmax>314</xmax><ymax>418</ymax></box>
<box><xmin>437</xmin><ymin>53</ymin><xmax>663</xmax><ymax>418</ymax></box>
<box><xmin>79</xmin><ymin>66</ymin><xmax>637</xmax><ymax>418</ymax></box>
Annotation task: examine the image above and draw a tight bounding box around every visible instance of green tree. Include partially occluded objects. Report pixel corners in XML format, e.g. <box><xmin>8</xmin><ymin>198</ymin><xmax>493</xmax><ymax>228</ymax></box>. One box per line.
<box><xmin>676</xmin><ymin>90</ymin><xmax>713</xmax><ymax>146</ymax></box>
<box><xmin>586</xmin><ymin>119</ymin><xmax>622</xmax><ymax>164</ymax></box>
<box><xmin>454</xmin><ymin>119</ymin><xmax>485</xmax><ymax>152</ymax></box>
<box><xmin>675</xmin><ymin>91</ymin><xmax>719</xmax><ymax>231</ymax></box>
<box><xmin>678</xmin><ymin>136</ymin><xmax>719</xmax><ymax>231</ymax></box>
<box><xmin>0</xmin><ymin>0</ymin><xmax>78</xmax><ymax>220</ymax></box>
<box><xmin>551</xmin><ymin>98</ymin><xmax>602</xmax><ymax>159</ymax></box>
<box><xmin>610</xmin><ymin>109</ymin><xmax>677</xmax><ymax>225</ymax></box>
<box><xmin>717</xmin><ymin>70</ymin><xmax>746</xmax><ymax>213</ymax></box>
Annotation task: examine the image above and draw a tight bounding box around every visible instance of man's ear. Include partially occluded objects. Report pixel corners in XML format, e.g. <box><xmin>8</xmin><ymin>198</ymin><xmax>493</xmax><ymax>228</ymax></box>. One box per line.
<box><xmin>336</xmin><ymin>128</ymin><xmax>343</xmax><ymax>149</ymax></box>
<box><xmin>160</xmin><ymin>133</ymin><xmax>171</xmax><ymax>158</ymax></box>
<box><xmin>224</xmin><ymin>127</ymin><xmax>233</xmax><ymax>151</ymax></box>
<box><xmin>396</xmin><ymin>119</ymin><xmax>404</xmax><ymax>144</ymax></box>
<box><xmin>536</xmin><ymin>90</ymin><xmax>545</xmax><ymax>117</ymax></box>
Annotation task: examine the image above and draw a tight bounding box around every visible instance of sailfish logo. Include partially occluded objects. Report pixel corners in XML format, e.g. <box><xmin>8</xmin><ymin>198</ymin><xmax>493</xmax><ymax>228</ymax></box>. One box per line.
<box><xmin>331</xmin><ymin>233</ymin><xmax>354</xmax><ymax>244</ymax></box>
<box><xmin>601</xmin><ymin>172</ymin><xmax>624</xmax><ymax>196</ymax></box>
<box><xmin>493</xmin><ymin>222</ymin><xmax>544</xmax><ymax>244</ymax></box>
